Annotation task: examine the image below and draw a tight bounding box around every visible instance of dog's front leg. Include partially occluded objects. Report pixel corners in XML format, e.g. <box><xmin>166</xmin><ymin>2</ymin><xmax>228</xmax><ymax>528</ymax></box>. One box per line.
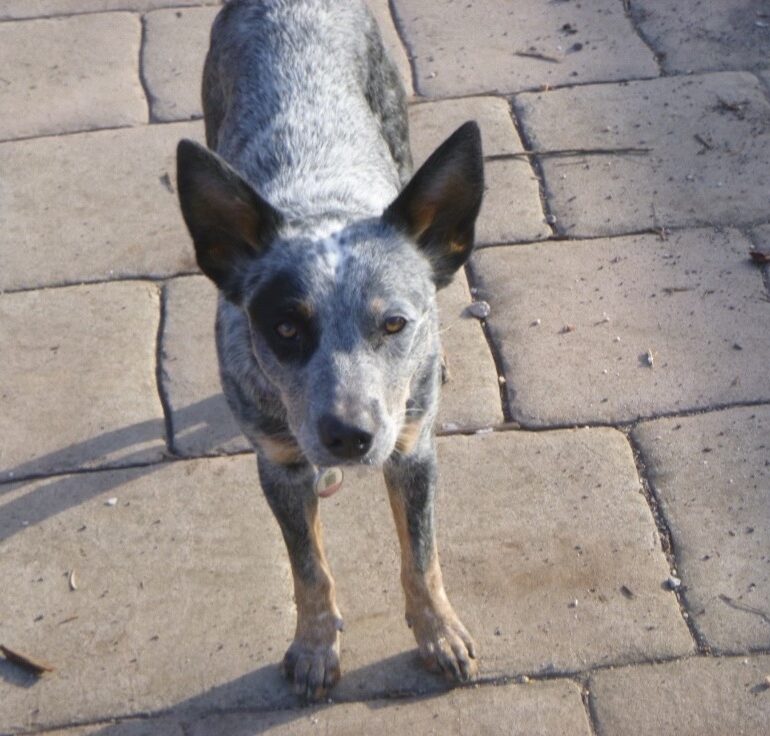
<box><xmin>257</xmin><ymin>458</ymin><xmax>342</xmax><ymax>700</ymax></box>
<box><xmin>384</xmin><ymin>443</ymin><xmax>478</xmax><ymax>682</ymax></box>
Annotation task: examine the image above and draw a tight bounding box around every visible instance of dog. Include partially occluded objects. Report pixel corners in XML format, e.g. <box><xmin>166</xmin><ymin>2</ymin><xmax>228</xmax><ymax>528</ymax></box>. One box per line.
<box><xmin>176</xmin><ymin>0</ymin><xmax>484</xmax><ymax>701</ymax></box>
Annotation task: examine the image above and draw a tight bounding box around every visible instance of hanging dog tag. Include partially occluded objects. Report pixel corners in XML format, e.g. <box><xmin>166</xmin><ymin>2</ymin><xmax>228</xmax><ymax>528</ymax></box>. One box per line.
<box><xmin>315</xmin><ymin>467</ymin><xmax>344</xmax><ymax>498</ymax></box>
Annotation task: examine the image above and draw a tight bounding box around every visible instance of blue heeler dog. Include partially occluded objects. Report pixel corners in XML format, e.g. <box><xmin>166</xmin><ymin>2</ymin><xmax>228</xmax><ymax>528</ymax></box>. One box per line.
<box><xmin>176</xmin><ymin>0</ymin><xmax>484</xmax><ymax>700</ymax></box>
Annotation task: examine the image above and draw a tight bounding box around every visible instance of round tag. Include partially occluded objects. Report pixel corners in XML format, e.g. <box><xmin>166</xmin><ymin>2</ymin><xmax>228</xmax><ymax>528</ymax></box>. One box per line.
<box><xmin>315</xmin><ymin>467</ymin><xmax>344</xmax><ymax>498</ymax></box>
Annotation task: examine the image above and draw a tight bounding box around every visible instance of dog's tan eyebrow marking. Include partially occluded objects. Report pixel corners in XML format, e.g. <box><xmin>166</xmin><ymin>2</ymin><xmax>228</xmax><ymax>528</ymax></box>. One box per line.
<box><xmin>293</xmin><ymin>300</ymin><xmax>314</xmax><ymax>319</ymax></box>
<box><xmin>369</xmin><ymin>297</ymin><xmax>386</xmax><ymax>315</ymax></box>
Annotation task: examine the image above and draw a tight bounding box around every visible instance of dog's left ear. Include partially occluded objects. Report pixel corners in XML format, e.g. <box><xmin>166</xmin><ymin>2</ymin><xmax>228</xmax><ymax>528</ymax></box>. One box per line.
<box><xmin>383</xmin><ymin>121</ymin><xmax>484</xmax><ymax>288</ymax></box>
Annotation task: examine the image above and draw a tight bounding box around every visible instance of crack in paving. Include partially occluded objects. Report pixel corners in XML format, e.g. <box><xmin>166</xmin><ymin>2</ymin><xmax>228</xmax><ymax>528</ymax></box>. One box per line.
<box><xmin>626</xmin><ymin>430</ymin><xmax>711</xmax><ymax>655</ymax></box>
<box><xmin>138</xmin><ymin>12</ymin><xmax>158</xmax><ymax>124</ymax></box>
<box><xmin>16</xmin><ymin>651</ymin><xmax>766</xmax><ymax>736</ymax></box>
<box><xmin>386</xmin><ymin>0</ymin><xmax>417</xmax><ymax>97</ymax></box>
<box><xmin>507</xmin><ymin>97</ymin><xmax>558</xmax><ymax>238</ymax></box>
<box><xmin>0</xmin><ymin>3</ymin><xmax>221</xmax><ymax>25</ymax></box>
<box><xmin>622</xmin><ymin>0</ymin><xmax>665</xmax><ymax>76</ymax></box>
<box><xmin>463</xmin><ymin>262</ymin><xmax>514</xmax><ymax>422</ymax></box>
<box><xmin>155</xmin><ymin>282</ymin><xmax>178</xmax><ymax>457</ymax></box>
<box><xmin>718</xmin><ymin>594</ymin><xmax>770</xmax><ymax>627</ymax></box>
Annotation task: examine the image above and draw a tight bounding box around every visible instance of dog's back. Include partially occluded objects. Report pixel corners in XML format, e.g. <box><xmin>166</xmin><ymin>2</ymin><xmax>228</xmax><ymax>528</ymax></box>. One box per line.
<box><xmin>203</xmin><ymin>0</ymin><xmax>411</xmax><ymax>223</ymax></box>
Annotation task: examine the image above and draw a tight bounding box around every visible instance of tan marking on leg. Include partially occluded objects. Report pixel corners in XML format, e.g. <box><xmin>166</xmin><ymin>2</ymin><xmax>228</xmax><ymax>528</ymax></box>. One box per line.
<box><xmin>256</xmin><ymin>434</ymin><xmax>305</xmax><ymax>465</ymax></box>
<box><xmin>387</xmin><ymin>488</ymin><xmax>451</xmax><ymax>619</ymax></box>
<box><xmin>292</xmin><ymin>503</ymin><xmax>340</xmax><ymax>635</ymax></box>
<box><xmin>395</xmin><ymin>419</ymin><xmax>423</xmax><ymax>455</ymax></box>
<box><xmin>386</xmin><ymin>484</ymin><xmax>478</xmax><ymax>680</ymax></box>
<box><xmin>283</xmin><ymin>498</ymin><xmax>342</xmax><ymax>699</ymax></box>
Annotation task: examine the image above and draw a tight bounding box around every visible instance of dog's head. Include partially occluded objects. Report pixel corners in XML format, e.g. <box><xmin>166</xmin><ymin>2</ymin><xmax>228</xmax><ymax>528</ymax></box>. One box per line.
<box><xmin>177</xmin><ymin>123</ymin><xmax>483</xmax><ymax>467</ymax></box>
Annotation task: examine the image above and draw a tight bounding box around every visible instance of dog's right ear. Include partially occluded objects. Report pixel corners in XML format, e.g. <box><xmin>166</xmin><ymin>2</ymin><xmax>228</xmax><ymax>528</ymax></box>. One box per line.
<box><xmin>383</xmin><ymin>121</ymin><xmax>483</xmax><ymax>289</ymax></box>
<box><xmin>176</xmin><ymin>139</ymin><xmax>283</xmax><ymax>303</ymax></box>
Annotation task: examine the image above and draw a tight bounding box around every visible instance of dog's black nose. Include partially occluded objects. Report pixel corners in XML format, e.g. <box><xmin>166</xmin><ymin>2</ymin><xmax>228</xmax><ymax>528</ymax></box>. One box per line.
<box><xmin>318</xmin><ymin>415</ymin><xmax>373</xmax><ymax>459</ymax></box>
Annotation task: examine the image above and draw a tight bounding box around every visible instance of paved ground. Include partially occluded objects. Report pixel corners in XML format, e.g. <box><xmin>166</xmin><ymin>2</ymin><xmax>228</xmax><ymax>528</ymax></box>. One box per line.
<box><xmin>1</xmin><ymin>1</ymin><xmax>769</xmax><ymax>734</ymax></box>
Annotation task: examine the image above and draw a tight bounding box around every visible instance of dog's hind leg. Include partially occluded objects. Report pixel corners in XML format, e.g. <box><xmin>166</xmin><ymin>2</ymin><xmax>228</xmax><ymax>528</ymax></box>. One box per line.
<box><xmin>257</xmin><ymin>457</ymin><xmax>343</xmax><ymax>700</ymax></box>
<box><xmin>384</xmin><ymin>442</ymin><xmax>478</xmax><ymax>682</ymax></box>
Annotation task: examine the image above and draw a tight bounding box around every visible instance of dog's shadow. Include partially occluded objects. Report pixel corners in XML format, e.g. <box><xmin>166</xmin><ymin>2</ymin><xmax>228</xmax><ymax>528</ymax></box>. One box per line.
<box><xmin>0</xmin><ymin>395</ymin><xmax>244</xmax><ymax>544</ymax></box>
<box><xmin>15</xmin><ymin>654</ymin><xmax>451</xmax><ymax>735</ymax></box>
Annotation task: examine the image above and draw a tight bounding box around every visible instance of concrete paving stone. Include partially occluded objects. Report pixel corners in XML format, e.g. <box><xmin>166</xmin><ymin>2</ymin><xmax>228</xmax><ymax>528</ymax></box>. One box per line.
<box><xmin>391</xmin><ymin>0</ymin><xmax>658</xmax><ymax>98</ymax></box>
<box><xmin>141</xmin><ymin>6</ymin><xmax>219</xmax><ymax>122</ymax></box>
<box><xmin>0</xmin><ymin>0</ymin><xmax>217</xmax><ymax>19</ymax></box>
<box><xmin>0</xmin><ymin>457</ymin><xmax>293</xmax><ymax>732</ymax></box>
<box><xmin>191</xmin><ymin>680</ymin><xmax>591</xmax><ymax>736</ymax></box>
<box><xmin>590</xmin><ymin>655</ymin><xmax>770</xmax><ymax>736</ymax></box>
<box><xmin>0</xmin><ymin>282</ymin><xmax>165</xmax><ymax>482</ymax></box>
<box><xmin>141</xmin><ymin>1</ymin><xmax>412</xmax><ymax>123</ymax></box>
<box><xmin>0</xmin><ymin>121</ymin><xmax>203</xmax><ymax>291</ymax></box>
<box><xmin>471</xmin><ymin>228</ymin><xmax>770</xmax><ymax>427</ymax></box>
<box><xmin>515</xmin><ymin>72</ymin><xmax>770</xmax><ymax>237</ymax></box>
<box><xmin>0</xmin><ymin>13</ymin><xmax>146</xmax><ymax>141</ymax></box>
<box><xmin>0</xmin><ymin>431</ymin><xmax>691</xmax><ymax>730</ymax></box>
<box><xmin>631</xmin><ymin>0</ymin><xmax>770</xmax><ymax>74</ymax></box>
<box><xmin>404</xmin><ymin>430</ymin><xmax>694</xmax><ymax>681</ymax></box>
<box><xmin>633</xmin><ymin>407</ymin><xmax>770</xmax><ymax>652</ymax></box>
<box><xmin>408</xmin><ymin>96</ymin><xmax>524</xmax><ymax>165</ymax></box>
<box><xmin>161</xmin><ymin>273</ymin><xmax>502</xmax><ymax>457</ymax></box>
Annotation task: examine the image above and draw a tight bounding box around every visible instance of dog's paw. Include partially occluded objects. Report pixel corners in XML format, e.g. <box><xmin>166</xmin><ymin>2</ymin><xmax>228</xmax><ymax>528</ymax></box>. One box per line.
<box><xmin>282</xmin><ymin>635</ymin><xmax>341</xmax><ymax>701</ymax></box>
<box><xmin>410</xmin><ymin>611</ymin><xmax>478</xmax><ymax>683</ymax></box>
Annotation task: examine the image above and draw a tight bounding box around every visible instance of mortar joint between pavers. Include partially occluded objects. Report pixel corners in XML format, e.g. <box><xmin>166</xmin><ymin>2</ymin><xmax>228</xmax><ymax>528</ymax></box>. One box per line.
<box><xmin>509</xmin><ymin>398</ymin><xmax>770</xmax><ymax>433</ymax></box>
<box><xmin>1</xmin><ymin>271</ymin><xmax>202</xmax><ymax>298</ymax></box>
<box><xmin>469</xmin><ymin>209</ymin><xmax>770</xmax><ymax>253</ymax></box>
<box><xmin>506</xmin><ymin>97</ymin><xmax>558</xmax><ymax>238</ymax></box>
<box><xmin>138</xmin><ymin>12</ymin><xmax>158</xmax><ymax>124</ymax></box>
<box><xmin>0</xmin><ymin>121</ymin><xmax>138</xmax><ymax>146</ymax></box>
<box><xmin>155</xmin><ymin>282</ymin><xmax>178</xmax><ymax>458</ymax></box>
<box><xmin>0</xmin><ymin>3</ymin><xmax>222</xmax><ymax>25</ymax></box>
<box><xmin>436</xmin><ymin>421</ymin><xmax>523</xmax><ymax>441</ymax></box>
<box><xmin>386</xmin><ymin>0</ymin><xmax>417</xmax><ymax>98</ymax></box>
<box><xmin>625</xmin><ymin>428</ymin><xmax>712</xmax><ymax>655</ymax></box>
<box><xmin>578</xmin><ymin>673</ymin><xmax>602</xmax><ymax>736</ymax></box>
<box><xmin>621</xmin><ymin>0</ymin><xmax>665</xmax><ymax>77</ymax></box>
<box><xmin>462</xmin><ymin>262</ymin><xmax>514</xmax><ymax>423</ymax></box>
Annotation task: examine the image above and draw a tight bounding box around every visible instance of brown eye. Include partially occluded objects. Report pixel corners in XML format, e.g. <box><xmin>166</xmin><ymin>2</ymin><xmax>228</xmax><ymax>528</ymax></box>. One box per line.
<box><xmin>384</xmin><ymin>315</ymin><xmax>407</xmax><ymax>334</ymax></box>
<box><xmin>275</xmin><ymin>321</ymin><xmax>298</xmax><ymax>339</ymax></box>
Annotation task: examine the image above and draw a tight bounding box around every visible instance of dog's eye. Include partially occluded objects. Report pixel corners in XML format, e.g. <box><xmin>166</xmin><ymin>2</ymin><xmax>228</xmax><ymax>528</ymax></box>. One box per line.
<box><xmin>383</xmin><ymin>315</ymin><xmax>407</xmax><ymax>334</ymax></box>
<box><xmin>275</xmin><ymin>321</ymin><xmax>299</xmax><ymax>339</ymax></box>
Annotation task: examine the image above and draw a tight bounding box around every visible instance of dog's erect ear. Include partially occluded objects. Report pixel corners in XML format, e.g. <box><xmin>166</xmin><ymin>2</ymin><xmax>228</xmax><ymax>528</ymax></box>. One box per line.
<box><xmin>176</xmin><ymin>139</ymin><xmax>283</xmax><ymax>303</ymax></box>
<box><xmin>383</xmin><ymin>121</ymin><xmax>484</xmax><ymax>288</ymax></box>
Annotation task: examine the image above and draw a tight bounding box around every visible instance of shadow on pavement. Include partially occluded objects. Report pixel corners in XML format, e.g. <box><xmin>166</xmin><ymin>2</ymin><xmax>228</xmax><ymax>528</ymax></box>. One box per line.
<box><xmin>65</xmin><ymin>653</ymin><xmax>448</xmax><ymax>735</ymax></box>
<box><xmin>0</xmin><ymin>395</ymin><xmax>244</xmax><ymax>544</ymax></box>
